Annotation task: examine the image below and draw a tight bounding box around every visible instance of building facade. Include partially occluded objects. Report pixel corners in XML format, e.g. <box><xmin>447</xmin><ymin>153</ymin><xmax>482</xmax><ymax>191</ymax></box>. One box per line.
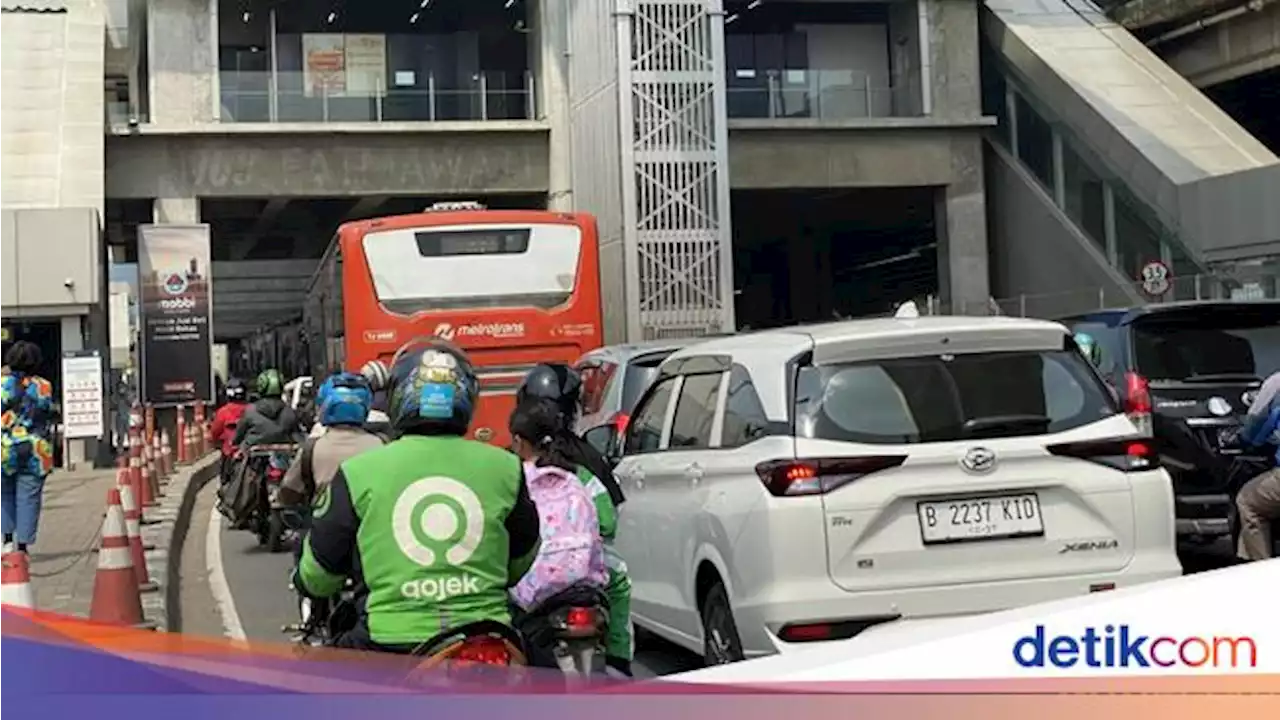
<box><xmin>94</xmin><ymin>0</ymin><xmax>993</xmax><ymax>343</ymax></box>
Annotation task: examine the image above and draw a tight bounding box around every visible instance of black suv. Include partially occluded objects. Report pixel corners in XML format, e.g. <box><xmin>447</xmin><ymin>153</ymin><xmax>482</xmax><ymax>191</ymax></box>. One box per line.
<box><xmin>1061</xmin><ymin>301</ymin><xmax>1280</xmax><ymax>544</ymax></box>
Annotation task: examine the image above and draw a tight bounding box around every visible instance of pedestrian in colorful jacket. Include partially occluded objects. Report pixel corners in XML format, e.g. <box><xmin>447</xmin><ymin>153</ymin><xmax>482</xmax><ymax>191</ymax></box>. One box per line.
<box><xmin>2</xmin><ymin>341</ymin><xmax>55</xmax><ymax>552</ymax></box>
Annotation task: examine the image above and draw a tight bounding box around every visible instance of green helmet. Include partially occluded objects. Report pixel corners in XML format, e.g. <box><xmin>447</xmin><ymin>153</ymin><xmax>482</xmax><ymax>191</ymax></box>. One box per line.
<box><xmin>1073</xmin><ymin>332</ymin><xmax>1103</xmax><ymax>367</ymax></box>
<box><xmin>255</xmin><ymin>368</ymin><xmax>284</xmax><ymax>397</ymax></box>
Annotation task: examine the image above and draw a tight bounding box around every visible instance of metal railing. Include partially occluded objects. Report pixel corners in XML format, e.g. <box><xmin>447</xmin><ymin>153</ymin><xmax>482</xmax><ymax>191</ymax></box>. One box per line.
<box><xmin>725</xmin><ymin>69</ymin><xmax>913</xmax><ymax>120</ymax></box>
<box><xmin>911</xmin><ymin>270</ymin><xmax>1280</xmax><ymax>320</ymax></box>
<box><xmin>218</xmin><ymin>70</ymin><xmax>538</xmax><ymax>124</ymax></box>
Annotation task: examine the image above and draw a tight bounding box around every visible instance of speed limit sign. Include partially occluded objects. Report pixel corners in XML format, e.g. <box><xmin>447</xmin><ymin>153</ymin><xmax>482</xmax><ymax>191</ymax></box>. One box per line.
<box><xmin>1139</xmin><ymin>260</ymin><xmax>1172</xmax><ymax>297</ymax></box>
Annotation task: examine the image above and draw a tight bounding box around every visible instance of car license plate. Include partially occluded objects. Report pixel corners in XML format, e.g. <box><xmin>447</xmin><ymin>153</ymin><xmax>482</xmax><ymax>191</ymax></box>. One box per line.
<box><xmin>917</xmin><ymin>494</ymin><xmax>1043</xmax><ymax>544</ymax></box>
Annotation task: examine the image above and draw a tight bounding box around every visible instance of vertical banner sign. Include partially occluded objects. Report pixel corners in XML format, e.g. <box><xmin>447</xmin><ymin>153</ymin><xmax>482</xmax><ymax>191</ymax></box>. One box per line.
<box><xmin>61</xmin><ymin>350</ymin><xmax>105</xmax><ymax>439</ymax></box>
<box><xmin>137</xmin><ymin>224</ymin><xmax>213</xmax><ymax>405</ymax></box>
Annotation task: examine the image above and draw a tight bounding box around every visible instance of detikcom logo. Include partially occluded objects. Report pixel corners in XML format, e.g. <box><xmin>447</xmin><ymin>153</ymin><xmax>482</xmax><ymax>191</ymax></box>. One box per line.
<box><xmin>392</xmin><ymin>477</ymin><xmax>487</xmax><ymax>602</ymax></box>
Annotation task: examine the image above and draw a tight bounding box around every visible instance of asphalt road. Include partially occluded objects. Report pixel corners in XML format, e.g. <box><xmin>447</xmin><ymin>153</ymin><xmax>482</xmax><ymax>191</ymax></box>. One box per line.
<box><xmin>179</xmin><ymin>481</ymin><xmax>703</xmax><ymax>678</ymax></box>
<box><xmin>179</xmin><ymin>481</ymin><xmax>1240</xmax><ymax>672</ymax></box>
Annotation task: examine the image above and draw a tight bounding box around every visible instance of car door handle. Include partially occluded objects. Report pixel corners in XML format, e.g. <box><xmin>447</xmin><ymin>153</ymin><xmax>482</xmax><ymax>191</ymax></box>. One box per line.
<box><xmin>685</xmin><ymin>463</ymin><xmax>704</xmax><ymax>484</ymax></box>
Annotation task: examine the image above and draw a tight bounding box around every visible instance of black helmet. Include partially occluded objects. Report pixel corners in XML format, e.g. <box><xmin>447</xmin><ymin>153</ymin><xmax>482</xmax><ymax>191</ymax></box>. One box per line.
<box><xmin>516</xmin><ymin>363</ymin><xmax>581</xmax><ymax>422</ymax></box>
<box><xmin>386</xmin><ymin>336</ymin><xmax>479</xmax><ymax>436</ymax></box>
<box><xmin>225</xmin><ymin>378</ymin><xmax>247</xmax><ymax>401</ymax></box>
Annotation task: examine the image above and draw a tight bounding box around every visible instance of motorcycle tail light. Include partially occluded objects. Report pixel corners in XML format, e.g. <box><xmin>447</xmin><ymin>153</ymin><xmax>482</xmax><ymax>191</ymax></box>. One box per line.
<box><xmin>552</xmin><ymin>606</ymin><xmax>605</xmax><ymax>638</ymax></box>
<box><xmin>452</xmin><ymin>636</ymin><xmax>514</xmax><ymax>666</ymax></box>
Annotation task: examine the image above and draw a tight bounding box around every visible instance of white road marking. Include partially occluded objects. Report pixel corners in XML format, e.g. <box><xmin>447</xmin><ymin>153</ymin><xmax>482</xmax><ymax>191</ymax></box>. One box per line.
<box><xmin>206</xmin><ymin>506</ymin><xmax>247</xmax><ymax>640</ymax></box>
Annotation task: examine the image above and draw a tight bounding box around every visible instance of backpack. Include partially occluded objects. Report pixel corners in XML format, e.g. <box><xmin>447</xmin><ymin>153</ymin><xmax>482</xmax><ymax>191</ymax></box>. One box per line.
<box><xmin>510</xmin><ymin>462</ymin><xmax>609</xmax><ymax>611</ymax></box>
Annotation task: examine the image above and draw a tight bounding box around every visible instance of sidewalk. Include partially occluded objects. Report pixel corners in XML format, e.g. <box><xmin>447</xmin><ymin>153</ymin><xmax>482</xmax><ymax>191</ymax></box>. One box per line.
<box><xmin>27</xmin><ymin>467</ymin><xmax>120</xmax><ymax>617</ymax></box>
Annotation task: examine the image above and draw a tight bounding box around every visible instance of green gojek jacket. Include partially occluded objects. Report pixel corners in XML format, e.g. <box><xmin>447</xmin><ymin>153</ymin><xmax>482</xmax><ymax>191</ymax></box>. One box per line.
<box><xmin>298</xmin><ymin>434</ymin><xmax>542</xmax><ymax>646</ymax></box>
<box><xmin>574</xmin><ymin>466</ymin><xmax>618</xmax><ymax>541</ymax></box>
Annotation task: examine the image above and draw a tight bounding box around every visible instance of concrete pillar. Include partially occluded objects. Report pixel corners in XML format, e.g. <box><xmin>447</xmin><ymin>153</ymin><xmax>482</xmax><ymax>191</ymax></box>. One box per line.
<box><xmin>888</xmin><ymin>0</ymin><xmax>924</xmax><ymax>116</ymax></box>
<box><xmin>147</xmin><ymin>0</ymin><xmax>217</xmax><ymax>125</ymax></box>
<box><xmin>938</xmin><ymin>136</ymin><xmax>990</xmax><ymax>314</ymax></box>
<box><xmin>153</xmin><ymin>197</ymin><xmax>200</xmax><ymax>225</ymax></box>
<box><xmin>530</xmin><ymin>0</ymin><xmax>574</xmax><ymax>211</ymax></box>
<box><xmin>924</xmin><ymin>0</ymin><xmax>981</xmax><ymax>119</ymax></box>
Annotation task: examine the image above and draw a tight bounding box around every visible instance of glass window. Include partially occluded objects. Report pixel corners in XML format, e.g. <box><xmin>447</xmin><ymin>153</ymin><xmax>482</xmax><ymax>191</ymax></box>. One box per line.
<box><xmin>794</xmin><ymin>350</ymin><xmax>1117</xmax><ymax>444</ymax></box>
<box><xmin>669</xmin><ymin>373</ymin><xmax>724</xmax><ymax>450</ymax></box>
<box><xmin>720</xmin><ymin>366</ymin><xmax>772</xmax><ymax>448</ymax></box>
<box><xmin>578</xmin><ymin>362</ymin><xmax>618</xmax><ymax>417</ymax></box>
<box><xmin>1113</xmin><ymin>195</ymin><xmax>1164</xmax><ymax>285</ymax></box>
<box><xmin>620</xmin><ymin>351</ymin><xmax>677</xmax><ymax>415</ymax></box>
<box><xmin>1060</xmin><ymin>142</ymin><xmax>1107</xmax><ymax>252</ymax></box>
<box><xmin>1064</xmin><ymin>320</ymin><xmax>1126</xmax><ymax>382</ymax></box>
<box><xmin>624</xmin><ymin>377</ymin><xmax>677</xmax><ymax>454</ymax></box>
<box><xmin>1015</xmin><ymin>94</ymin><xmax>1054</xmax><ymax>188</ymax></box>
<box><xmin>1131</xmin><ymin>305</ymin><xmax>1280</xmax><ymax>382</ymax></box>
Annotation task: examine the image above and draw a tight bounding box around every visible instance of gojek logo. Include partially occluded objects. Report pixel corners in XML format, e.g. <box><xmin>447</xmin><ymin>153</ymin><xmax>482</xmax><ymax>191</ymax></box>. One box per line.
<box><xmin>1013</xmin><ymin>625</ymin><xmax>1258</xmax><ymax>670</ymax></box>
<box><xmin>392</xmin><ymin>476</ymin><xmax>486</xmax><ymax>602</ymax></box>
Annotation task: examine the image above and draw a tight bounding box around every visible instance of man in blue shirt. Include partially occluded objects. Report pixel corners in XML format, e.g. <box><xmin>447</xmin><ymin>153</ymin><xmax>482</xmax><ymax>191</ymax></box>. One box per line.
<box><xmin>1235</xmin><ymin>370</ymin><xmax>1280</xmax><ymax>561</ymax></box>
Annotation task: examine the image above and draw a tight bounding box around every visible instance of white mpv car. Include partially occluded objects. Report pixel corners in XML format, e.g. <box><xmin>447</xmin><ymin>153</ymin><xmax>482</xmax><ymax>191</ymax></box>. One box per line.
<box><xmin>612</xmin><ymin>316</ymin><xmax>1182</xmax><ymax>664</ymax></box>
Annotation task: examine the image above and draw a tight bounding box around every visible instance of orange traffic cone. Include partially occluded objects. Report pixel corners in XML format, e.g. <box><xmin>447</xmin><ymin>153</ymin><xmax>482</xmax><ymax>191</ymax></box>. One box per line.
<box><xmin>1</xmin><ymin>550</ymin><xmax>34</xmax><ymax>608</ymax></box>
<box><xmin>151</xmin><ymin>432</ymin><xmax>164</xmax><ymax>480</ymax></box>
<box><xmin>117</xmin><ymin>481</ymin><xmax>157</xmax><ymax>593</ymax></box>
<box><xmin>160</xmin><ymin>429</ymin><xmax>173</xmax><ymax>475</ymax></box>
<box><xmin>144</xmin><ymin>444</ymin><xmax>162</xmax><ymax>504</ymax></box>
<box><xmin>139</xmin><ymin>447</ymin><xmax>158</xmax><ymax>508</ymax></box>
<box><xmin>90</xmin><ymin>488</ymin><xmax>146</xmax><ymax>626</ymax></box>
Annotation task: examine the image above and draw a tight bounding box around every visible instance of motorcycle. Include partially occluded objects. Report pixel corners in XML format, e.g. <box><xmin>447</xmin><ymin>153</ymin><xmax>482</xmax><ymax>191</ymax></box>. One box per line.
<box><xmin>513</xmin><ymin>584</ymin><xmax>611</xmax><ymax>678</ymax></box>
<box><xmin>1217</xmin><ymin>421</ymin><xmax>1280</xmax><ymax>559</ymax></box>
<box><xmin>407</xmin><ymin>620</ymin><xmax>529</xmax><ymax>687</ymax></box>
<box><xmin>244</xmin><ymin>444</ymin><xmax>297</xmax><ymax>552</ymax></box>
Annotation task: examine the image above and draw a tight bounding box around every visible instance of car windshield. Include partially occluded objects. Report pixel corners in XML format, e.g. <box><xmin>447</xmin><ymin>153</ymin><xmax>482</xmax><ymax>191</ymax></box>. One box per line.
<box><xmin>795</xmin><ymin>350</ymin><xmax>1118</xmax><ymax>445</ymax></box>
<box><xmin>1131</xmin><ymin>306</ymin><xmax>1280</xmax><ymax>382</ymax></box>
<box><xmin>619</xmin><ymin>352</ymin><xmax>674</xmax><ymax>414</ymax></box>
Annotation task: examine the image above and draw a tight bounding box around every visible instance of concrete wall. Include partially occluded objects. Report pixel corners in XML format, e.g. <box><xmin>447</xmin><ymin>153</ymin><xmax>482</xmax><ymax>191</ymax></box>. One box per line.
<box><xmin>566</xmin><ymin>0</ymin><xmax>627</xmax><ymax>344</ymax></box>
<box><xmin>147</xmin><ymin>0</ymin><xmax>216</xmax><ymax>125</ymax></box>
<box><xmin>1155</xmin><ymin>2</ymin><xmax>1280</xmax><ymax>88</ymax></box>
<box><xmin>985</xmin><ymin>141</ymin><xmax>1144</xmax><ymax>318</ymax></box>
<box><xmin>1177</xmin><ymin>163</ymin><xmax>1280</xmax><ymax>261</ymax></box>
<box><xmin>928</xmin><ymin>0</ymin><xmax>983</xmax><ymax>118</ymax></box>
<box><xmin>1</xmin><ymin>208</ymin><xmax>103</xmax><ymax>314</ymax></box>
<box><xmin>105</xmin><ymin>126</ymin><xmax>551</xmax><ymax>198</ymax></box>
<box><xmin>727</xmin><ymin>120</ymin><xmax>988</xmax><ymax>188</ymax></box>
<box><xmin>984</xmin><ymin>0</ymin><xmax>1279</xmax><ymax>265</ymax></box>
<box><xmin>1</xmin><ymin>4</ymin><xmax>105</xmax><ymax>219</ymax></box>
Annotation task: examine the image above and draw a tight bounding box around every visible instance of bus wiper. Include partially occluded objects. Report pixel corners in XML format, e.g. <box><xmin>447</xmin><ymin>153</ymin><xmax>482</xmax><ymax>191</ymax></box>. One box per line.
<box><xmin>1179</xmin><ymin>373</ymin><xmax>1260</xmax><ymax>383</ymax></box>
<box><xmin>962</xmin><ymin>414</ymin><xmax>1051</xmax><ymax>439</ymax></box>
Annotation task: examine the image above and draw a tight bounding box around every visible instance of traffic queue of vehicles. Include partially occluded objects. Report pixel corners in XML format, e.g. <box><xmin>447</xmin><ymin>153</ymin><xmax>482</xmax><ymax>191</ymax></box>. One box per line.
<box><xmin>287</xmin><ymin>204</ymin><xmax>1275</xmax><ymax>667</ymax></box>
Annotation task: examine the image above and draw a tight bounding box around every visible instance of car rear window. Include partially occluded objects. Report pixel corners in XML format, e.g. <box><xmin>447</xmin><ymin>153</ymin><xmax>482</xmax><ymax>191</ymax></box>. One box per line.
<box><xmin>794</xmin><ymin>350</ymin><xmax>1118</xmax><ymax>444</ymax></box>
<box><xmin>619</xmin><ymin>351</ymin><xmax>675</xmax><ymax>414</ymax></box>
<box><xmin>1131</xmin><ymin>306</ymin><xmax>1280</xmax><ymax>382</ymax></box>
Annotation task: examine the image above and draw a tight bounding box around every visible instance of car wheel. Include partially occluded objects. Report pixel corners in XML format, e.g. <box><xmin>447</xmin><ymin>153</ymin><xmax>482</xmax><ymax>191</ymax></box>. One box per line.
<box><xmin>700</xmin><ymin>582</ymin><xmax>744</xmax><ymax>666</ymax></box>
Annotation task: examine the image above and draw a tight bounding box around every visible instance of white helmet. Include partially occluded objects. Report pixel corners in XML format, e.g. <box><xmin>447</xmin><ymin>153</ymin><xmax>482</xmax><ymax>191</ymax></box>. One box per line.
<box><xmin>360</xmin><ymin>359</ymin><xmax>390</xmax><ymax>392</ymax></box>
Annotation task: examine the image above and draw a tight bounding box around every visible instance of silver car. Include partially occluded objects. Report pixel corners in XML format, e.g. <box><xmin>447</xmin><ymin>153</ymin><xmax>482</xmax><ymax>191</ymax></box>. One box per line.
<box><xmin>573</xmin><ymin>339</ymin><xmax>701</xmax><ymax>455</ymax></box>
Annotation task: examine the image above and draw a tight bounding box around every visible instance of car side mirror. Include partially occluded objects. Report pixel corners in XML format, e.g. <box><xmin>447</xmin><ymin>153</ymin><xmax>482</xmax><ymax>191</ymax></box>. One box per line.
<box><xmin>584</xmin><ymin>425</ymin><xmax>622</xmax><ymax>466</ymax></box>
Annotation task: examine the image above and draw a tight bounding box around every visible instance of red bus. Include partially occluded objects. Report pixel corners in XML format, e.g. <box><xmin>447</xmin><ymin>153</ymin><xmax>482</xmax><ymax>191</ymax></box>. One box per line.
<box><xmin>304</xmin><ymin>202</ymin><xmax>604</xmax><ymax>446</ymax></box>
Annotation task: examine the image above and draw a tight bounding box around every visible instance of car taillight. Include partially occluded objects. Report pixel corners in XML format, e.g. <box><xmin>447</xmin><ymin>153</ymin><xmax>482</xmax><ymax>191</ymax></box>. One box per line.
<box><xmin>451</xmin><ymin>636</ymin><xmax>513</xmax><ymax>666</ymax></box>
<box><xmin>755</xmin><ymin>456</ymin><xmax>907</xmax><ymax>497</ymax></box>
<box><xmin>1046</xmin><ymin>438</ymin><xmax>1159</xmax><ymax>472</ymax></box>
<box><xmin>1124</xmin><ymin>372</ymin><xmax>1153</xmax><ymax>436</ymax></box>
<box><xmin>612</xmin><ymin>412</ymin><xmax>630</xmax><ymax>435</ymax></box>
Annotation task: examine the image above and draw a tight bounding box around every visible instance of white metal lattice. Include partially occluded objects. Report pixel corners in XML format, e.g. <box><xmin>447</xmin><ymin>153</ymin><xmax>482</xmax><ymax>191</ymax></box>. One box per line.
<box><xmin>617</xmin><ymin>0</ymin><xmax>735</xmax><ymax>340</ymax></box>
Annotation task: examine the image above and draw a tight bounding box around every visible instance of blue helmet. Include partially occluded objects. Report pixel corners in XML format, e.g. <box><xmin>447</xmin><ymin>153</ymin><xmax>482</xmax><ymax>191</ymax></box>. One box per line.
<box><xmin>316</xmin><ymin>372</ymin><xmax>373</xmax><ymax>427</ymax></box>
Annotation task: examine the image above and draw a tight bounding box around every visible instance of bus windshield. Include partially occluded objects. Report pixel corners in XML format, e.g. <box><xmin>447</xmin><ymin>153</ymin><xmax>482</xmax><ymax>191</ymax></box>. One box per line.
<box><xmin>362</xmin><ymin>223</ymin><xmax>582</xmax><ymax>313</ymax></box>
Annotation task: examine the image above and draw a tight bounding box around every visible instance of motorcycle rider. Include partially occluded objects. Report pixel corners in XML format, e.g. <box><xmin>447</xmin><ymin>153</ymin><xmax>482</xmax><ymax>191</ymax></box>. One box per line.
<box><xmin>209</xmin><ymin>378</ymin><xmax>250</xmax><ymax>482</ymax></box>
<box><xmin>508</xmin><ymin>398</ymin><xmax>616</xmax><ymax>671</ymax></box>
<box><xmin>293</xmin><ymin>338</ymin><xmax>541</xmax><ymax>652</ymax></box>
<box><xmin>232</xmin><ymin>368</ymin><xmax>301</xmax><ymax>448</ymax></box>
<box><xmin>360</xmin><ymin>359</ymin><xmax>393</xmax><ymax>439</ymax></box>
<box><xmin>1234</xmin><ymin>369</ymin><xmax>1280</xmax><ymax>561</ymax></box>
<box><xmin>515</xmin><ymin>364</ymin><xmax>634</xmax><ymax>677</ymax></box>
<box><xmin>516</xmin><ymin>364</ymin><xmax>625</xmax><ymax>507</ymax></box>
<box><xmin>1073</xmin><ymin>332</ymin><xmax>1104</xmax><ymax>369</ymax></box>
<box><xmin>278</xmin><ymin>372</ymin><xmax>385</xmax><ymax>511</ymax></box>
